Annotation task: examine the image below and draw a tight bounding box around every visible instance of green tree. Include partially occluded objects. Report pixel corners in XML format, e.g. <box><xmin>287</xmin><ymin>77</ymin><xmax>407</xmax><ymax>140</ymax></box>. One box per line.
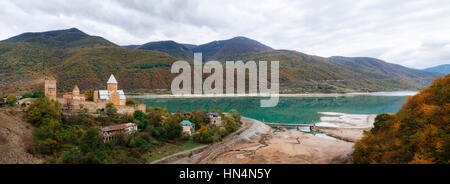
<box><xmin>133</xmin><ymin>110</ymin><xmax>148</xmax><ymax>130</ymax></box>
<box><xmin>126</xmin><ymin>98</ymin><xmax>137</xmax><ymax>105</ymax></box>
<box><xmin>26</xmin><ymin>97</ymin><xmax>62</xmax><ymax>126</ymax></box>
<box><xmin>106</xmin><ymin>102</ymin><xmax>118</xmax><ymax>119</ymax></box>
<box><xmin>80</xmin><ymin>128</ymin><xmax>105</xmax><ymax>153</ymax></box>
<box><xmin>79</xmin><ymin>128</ymin><xmax>107</xmax><ymax>164</ymax></box>
<box><xmin>229</xmin><ymin>109</ymin><xmax>241</xmax><ymax>122</ymax></box>
<box><xmin>133</xmin><ymin>110</ymin><xmax>146</xmax><ymax>121</ymax></box>
<box><xmin>6</xmin><ymin>94</ymin><xmax>17</xmax><ymax>105</ymax></box>
<box><xmin>33</xmin><ymin>118</ymin><xmax>63</xmax><ymax>154</ymax></box>
<box><xmin>32</xmin><ymin>90</ymin><xmax>44</xmax><ymax>98</ymax></box>
<box><xmin>223</xmin><ymin>114</ymin><xmax>240</xmax><ymax>133</ymax></box>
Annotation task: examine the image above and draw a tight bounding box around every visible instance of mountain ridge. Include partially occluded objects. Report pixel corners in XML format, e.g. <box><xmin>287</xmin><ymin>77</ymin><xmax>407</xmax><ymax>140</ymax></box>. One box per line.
<box><xmin>424</xmin><ymin>64</ymin><xmax>450</xmax><ymax>74</ymax></box>
<box><xmin>0</xmin><ymin>28</ymin><xmax>443</xmax><ymax>94</ymax></box>
<box><xmin>129</xmin><ymin>36</ymin><xmax>273</xmax><ymax>61</ymax></box>
<box><xmin>0</xmin><ymin>28</ymin><xmax>117</xmax><ymax>48</ymax></box>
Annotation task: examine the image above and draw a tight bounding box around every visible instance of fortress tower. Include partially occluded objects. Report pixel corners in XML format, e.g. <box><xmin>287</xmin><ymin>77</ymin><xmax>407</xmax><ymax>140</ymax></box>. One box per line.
<box><xmin>44</xmin><ymin>78</ymin><xmax>57</xmax><ymax>100</ymax></box>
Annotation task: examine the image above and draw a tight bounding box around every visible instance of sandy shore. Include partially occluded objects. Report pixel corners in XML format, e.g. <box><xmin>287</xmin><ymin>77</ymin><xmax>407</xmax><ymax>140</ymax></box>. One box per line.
<box><xmin>313</xmin><ymin>112</ymin><xmax>376</xmax><ymax>142</ymax></box>
<box><xmin>128</xmin><ymin>91</ymin><xmax>417</xmax><ymax>98</ymax></box>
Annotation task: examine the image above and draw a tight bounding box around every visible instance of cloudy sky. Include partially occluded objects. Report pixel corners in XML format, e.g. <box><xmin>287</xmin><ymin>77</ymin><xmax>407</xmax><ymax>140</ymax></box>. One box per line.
<box><xmin>1</xmin><ymin>0</ymin><xmax>449</xmax><ymax>69</ymax></box>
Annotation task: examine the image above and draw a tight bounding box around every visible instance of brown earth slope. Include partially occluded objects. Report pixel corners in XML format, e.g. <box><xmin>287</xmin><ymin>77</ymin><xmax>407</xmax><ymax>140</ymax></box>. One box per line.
<box><xmin>0</xmin><ymin>109</ymin><xmax>42</xmax><ymax>164</ymax></box>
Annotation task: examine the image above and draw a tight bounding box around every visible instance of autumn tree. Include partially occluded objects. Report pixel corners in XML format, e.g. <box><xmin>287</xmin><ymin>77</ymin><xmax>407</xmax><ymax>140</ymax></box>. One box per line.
<box><xmin>354</xmin><ymin>75</ymin><xmax>450</xmax><ymax>164</ymax></box>
<box><xmin>84</xmin><ymin>89</ymin><xmax>94</xmax><ymax>101</ymax></box>
<box><xmin>126</xmin><ymin>98</ymin><xmax>137</xmax><ymax>105</ymax></box>
<box><xmin>6</xmin><ymin>94</ymin><xmax>17</xmax><ymax>105</ymax></box>
<box><xmin>26</xmin><ymin>97</ymin><xmax>62</xmax><ymax>126</ymax></box>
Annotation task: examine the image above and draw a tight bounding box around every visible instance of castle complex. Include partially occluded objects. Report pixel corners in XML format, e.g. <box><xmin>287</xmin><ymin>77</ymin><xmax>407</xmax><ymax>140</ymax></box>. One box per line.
<box><xmin>45</xmin><ymin>74</ymin><xmax>146</xmax><ymax>115</ymax></box>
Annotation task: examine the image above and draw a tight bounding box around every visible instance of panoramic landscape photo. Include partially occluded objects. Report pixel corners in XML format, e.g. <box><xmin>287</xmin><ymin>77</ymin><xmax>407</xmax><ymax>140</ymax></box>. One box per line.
<box><xmin>0</xmin><ymin>0</ymin><xmax>449</xmax><ymax>165</ymax></box>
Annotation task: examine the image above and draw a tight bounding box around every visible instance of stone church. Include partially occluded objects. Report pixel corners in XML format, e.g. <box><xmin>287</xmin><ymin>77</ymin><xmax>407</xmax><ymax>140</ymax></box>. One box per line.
<box><xmin>93</xmin><ymin>74</ymin><xmax>126</xmax><ymax>106</ymax></box>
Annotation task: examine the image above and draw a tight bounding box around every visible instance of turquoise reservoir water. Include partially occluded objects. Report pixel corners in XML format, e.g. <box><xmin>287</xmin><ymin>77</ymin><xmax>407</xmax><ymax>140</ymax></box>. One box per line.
<box><xmin>137</xmin><ymin>95</ymin><xmax>410</xmax><ymax>124</ymax></box>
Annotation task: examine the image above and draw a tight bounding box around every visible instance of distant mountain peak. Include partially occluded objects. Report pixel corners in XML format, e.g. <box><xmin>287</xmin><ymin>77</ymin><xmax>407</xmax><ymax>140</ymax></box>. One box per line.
<box><xmin>424</xmin><ymin>64</ymin><xmax>450</xmax><ymax>74</ymax></box>
<box><xmin>230</xmin><ymin>36</ymin><xmax>251</xmax><ymax>40</ymax></box>
<box><xmin>0</xmin><ymin>27</ymin><xmax>115</xmax><ymax>48</ymax></box>
<box><xmin>136</xmin><ymin>40</ymin><xmax>194</xmax><ymax>59</ymax></box>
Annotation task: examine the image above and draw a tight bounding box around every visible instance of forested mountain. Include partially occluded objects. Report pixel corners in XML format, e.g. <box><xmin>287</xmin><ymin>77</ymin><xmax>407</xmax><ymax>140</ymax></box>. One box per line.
<box><xmin>192</xmin><ymin>36</ymin><xmax>273</xmax><ymax>61</ymax></box>
<box><xmin>0</xmin><ymin>28</ymin><xmax>178</xmax><ymax>94</ymax></box>
<box><xmin>0</xmin><ymin>28</ymin><xmax>443</xmax><ymax>94</ymax></box>
<box><xmin>328</xmin><ymin>56</ymin><xmax>439</xmax><ymax>88</ymax></box>
<box><xmin>424</xmin><ymin>64</ymin><xmax>450</xmax><ymax>74</ymax></box>
<box><xmin>136</xmin><ymin>40</ymin><xmax>195</xmax><ymax>60</ymax></box>
<box><xmin>236</xmin><ymin>50</ymin><xmax>441</xmax><ymax>93</ymax></box>
<box><xmin>130</xmin><ymin>36</ymin><xmax>273</xmax><ymax>61</ymax></box>
<box><xmin>0</xmin><ymin>28</ymin><xmax>116</xmax><ymax>48</ymax></box>
<box><xmin>353</xmin><ymin>75</ymin><xmax>449</xmax><ymax>164</ymax></box>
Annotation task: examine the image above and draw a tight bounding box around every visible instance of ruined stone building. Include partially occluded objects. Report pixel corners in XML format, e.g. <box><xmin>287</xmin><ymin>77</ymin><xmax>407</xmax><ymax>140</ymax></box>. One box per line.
<box><xmin>44</xmin><ymin>74</ymin><xmax>146</xmax><ymax>115</ymax></box>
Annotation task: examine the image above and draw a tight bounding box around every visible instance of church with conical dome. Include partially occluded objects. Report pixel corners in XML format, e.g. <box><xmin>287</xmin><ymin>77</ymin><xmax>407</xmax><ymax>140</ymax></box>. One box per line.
<box><xmin>93</xmin><ymin>74</ymin><xmax>126</xmax><ymax>106</ymax></box>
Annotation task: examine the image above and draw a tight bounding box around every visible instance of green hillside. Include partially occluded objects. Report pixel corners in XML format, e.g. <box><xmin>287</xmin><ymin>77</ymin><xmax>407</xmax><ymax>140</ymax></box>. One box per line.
<box><xmin>239</xmin><ymin>50</ymin><xmax>442</xmax><ymax>93</ymax></box>
<box><xmin>1</xmin><ymin>28</ymin><xmax>116</xmax><ymax>48</ymax></box>
<box><xmin>136</xmin><ymin>41</ymin><xmax>195</xmax><ymax>60</ymax></box>
<box><xmin>133</xmin><ymin>36</ymin><xmax>273</xmax><ymax>61</ymax></box>
<box><xmin>0</xmin><ymin>28</ymin><xmax>443</xmax><ymax>94</ymax></box>
<box><xmin>0</xmin><ymin>31</ymin><xmax>179</xmax><ymax>94</ymax></box>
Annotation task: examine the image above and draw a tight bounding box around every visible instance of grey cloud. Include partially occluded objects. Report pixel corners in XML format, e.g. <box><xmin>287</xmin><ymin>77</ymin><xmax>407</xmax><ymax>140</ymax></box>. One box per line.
<box><xmin>0</xmin><ymin>0</ymin><xmax>449</xmax><ymax>68</ymax></box>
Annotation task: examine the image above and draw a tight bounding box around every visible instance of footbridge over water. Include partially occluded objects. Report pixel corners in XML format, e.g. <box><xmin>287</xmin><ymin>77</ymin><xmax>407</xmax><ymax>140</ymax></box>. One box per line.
<box><xmin>264</xmin><ymin>123</ymin><xmax>316</xmax><ymax>130</ymax></box>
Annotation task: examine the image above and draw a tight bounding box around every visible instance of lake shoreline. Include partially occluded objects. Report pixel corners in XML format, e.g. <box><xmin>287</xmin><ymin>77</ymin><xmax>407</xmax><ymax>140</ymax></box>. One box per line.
<box><xmin>128</xmin><ymin>91</ymin><xmax>418</xmax><ymax>98</ymax></box>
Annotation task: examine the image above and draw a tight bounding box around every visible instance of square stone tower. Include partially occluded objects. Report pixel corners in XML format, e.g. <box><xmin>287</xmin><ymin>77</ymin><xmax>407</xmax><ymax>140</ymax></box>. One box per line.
<box><xmin>45</xmin><ymin>78</ymin><xmax>57</xmax><ymax>100</ymax></box>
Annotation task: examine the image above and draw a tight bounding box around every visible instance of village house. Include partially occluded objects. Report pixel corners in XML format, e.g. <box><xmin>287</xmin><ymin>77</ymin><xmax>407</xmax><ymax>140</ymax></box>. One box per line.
<box><xmin>180</xmin><ymin>120</ymin><xmax>195</xmax><ymax>135</ymax></box>
<box><xmin>99</xmin><ymin>123</ymin><xmax>138</xmax><ymax>143</ymax></box>
<box><xmin>16</xmin><ymin>98</ymin><xmax>36</xmax><ymax>108</ymax></box>
<box><xmin>45</xmin><ymin>74</ymin><xmax>146</xmax><ymax>115</ymax></box>
<box><xmin>207</xmin><ymin>112</ymin><xmax>222</xmax><ymax>126</ymax></box>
